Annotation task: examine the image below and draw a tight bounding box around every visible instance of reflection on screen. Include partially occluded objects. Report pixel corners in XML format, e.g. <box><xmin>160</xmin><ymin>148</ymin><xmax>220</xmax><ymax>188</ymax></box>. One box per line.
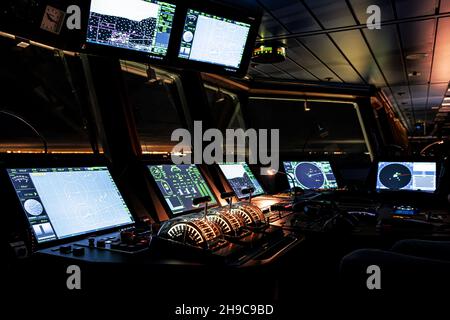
<box><xmin>86</xmin><ymin>0</ymin><xmax>176</xmax><ymax>57</ymax></box>
<box><xmin>218</xmin><ymin>163</ymin><xmax>265</xmax><ymax>199</ymax></box>
<box><xmin>178</xmin><ymin>9</ymin><xmax>251</xmax><ymax>69</ymax></box>
<box><xmin>376</xmin><ymin>162</ymin><xmax>436</xmax><ymax>192</ymax></box>
<box><xmin>283</xmin><ymin>161</ymin><xmax>338</xmax><ymax>190</ymax></box>
<box><xmin>148</xmin><ymin>164</ymin><xmax>217</xmax><ymax>215</ymax></box>
<box><xmin>7</xmin><ymin>167</ymin><xmax>134</xmax><ymax>243</ymax></box>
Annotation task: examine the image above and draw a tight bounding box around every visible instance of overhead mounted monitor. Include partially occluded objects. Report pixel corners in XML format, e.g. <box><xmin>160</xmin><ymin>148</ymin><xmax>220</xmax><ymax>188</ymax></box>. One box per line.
<box><xmin>283</xmin><ymin>161</ymin><xmax>338</xmax><ymax>190</ymax></box>
<box><xmin>376</xmin><ymin>162</ymin><xmax>437</xmax><ymax>193</ymax></box>
<box><xmin>148</xmin><ymin>164</ymin><xmax>217</xmax><ymax>215</ymax></box>
<box><xmin>86</xmin><ymin>0</ymin><xmax>176</xmax><ymax>59</ymax></box>
<box><xmin>175</xmin><ymin>6</ymin><xmax>261</xmax><ymax>76</ymax></box>
<box><xmin>7</xmin><ymin>167</ymin><xmax>134</xmax><ymax>244</ymax></box>
<box><xmin>218</xmin><ymin>163</ymin><xmax>265</xmax><ymax>199</ymax></box>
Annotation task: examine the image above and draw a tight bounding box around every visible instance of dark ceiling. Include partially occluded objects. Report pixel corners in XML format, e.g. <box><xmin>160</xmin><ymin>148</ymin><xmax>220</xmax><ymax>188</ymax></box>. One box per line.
<box><xmin>247</xmin><ymin>0</ymin><xmax>450</xmax><ymax>134</ymax></box>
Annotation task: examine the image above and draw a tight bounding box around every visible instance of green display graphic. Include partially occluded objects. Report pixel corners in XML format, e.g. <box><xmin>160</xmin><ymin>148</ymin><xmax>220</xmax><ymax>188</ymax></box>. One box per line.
<box><xmin>149</xmin><ymin>164</ymin><xmax>217</xmax><ymax>215</ymax></box>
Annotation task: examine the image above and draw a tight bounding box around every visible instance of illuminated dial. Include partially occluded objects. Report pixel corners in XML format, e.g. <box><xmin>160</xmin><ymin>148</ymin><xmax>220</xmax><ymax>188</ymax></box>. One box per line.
<box><xmin>208</xmin><ymin>209</ymin><xmax>245</xmax><ymax>237</ymax></box>
<box><xmin>167</xmin><ymin>222</ymin><xmax>205</xmax><ymax>247</ymax></box>
<box><xmin>183</xmin><ymin>31</ymin><xmax>194</xmax><ymax>43</ymax></box>
<box><xmin>165</xmin><ymin>219</ymin><xmax>222</xmax><ymax>249</ymax></box>
<box><xmin>231</xmin><ymin>203</ymin><xmax>266</xmax><ymax>227</ymax></box>
<box><xmin>24</xmin><ymin>199</ymin><xmax>44</xmax><ymax>216</ymax></box>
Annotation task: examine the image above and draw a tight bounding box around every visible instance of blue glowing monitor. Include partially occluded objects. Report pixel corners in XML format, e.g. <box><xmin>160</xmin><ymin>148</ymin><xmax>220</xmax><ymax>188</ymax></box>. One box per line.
<box><xmin>178</xmin><ymin>9</ymin><xmax>251</xmax><ymax>68</ymax></box>
<box><xmin>376</xmin><ymin>162</ymin><xmax>436</xmax><ymax>192</ymax></box>
<box><xmin>7</xmin><ymin>167</ymin><xmax>134</xmax><ymax>243</ymax></box>
<box><xmin>86</xmin><ymin>0</ymin><xmax>176</xmax><ymax>57</ymax></box>
<box><xmin>218</xmin><ymin>163</ymin><xmax>265</xmax><ymax>199</ymax></box>
<box><xmin>283</xmin><ymin>161</ymin><xmax>338</xmax><ymax>190</ymax></box>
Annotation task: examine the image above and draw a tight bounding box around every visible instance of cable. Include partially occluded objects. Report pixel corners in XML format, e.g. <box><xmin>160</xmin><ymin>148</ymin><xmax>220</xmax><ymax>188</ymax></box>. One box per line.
<box><xmin>0</xmin><ymin>109</ymin><xmax>48</xmax><ymax>153</ymax></box>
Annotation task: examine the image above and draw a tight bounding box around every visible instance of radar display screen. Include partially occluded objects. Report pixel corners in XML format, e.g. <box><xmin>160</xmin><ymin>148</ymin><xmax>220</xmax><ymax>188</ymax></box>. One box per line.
<box><xmin>86</xmin><ymin>0</ymin><xmax>176</xmax><ymax>57</ymax></box>
<box><xmin>376</xmin><ymin>162</ymin><xmax>437</xmax><ymax>192</ymax></box>
<box><xmin>148</xmin><ymin>164</ymin><xmax>217</xmax><ymax>215</ymax></box>
<box><xmin>178</xmin><ymin>9</ymin><xmax>251</xmax><ymax>70</ymax></box>
<box><xmin>283</xmin><ymin>161</ymin><xmax>338</xmax><ymax>190</ymax></box>
<box><xmin>218</xmin><ymin>163</ymin><xmax>265</xmax><ymax>199</ymax></box>
<box><xmin>7</xmin><ymin>167</ymin><xmax>134</xmax><ymax>244</ymax></box>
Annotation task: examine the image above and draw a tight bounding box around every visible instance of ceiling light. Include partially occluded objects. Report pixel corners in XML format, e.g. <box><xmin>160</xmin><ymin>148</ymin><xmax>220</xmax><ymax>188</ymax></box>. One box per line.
<box><xmin>252</xmin><ymin>41</ymin><xmax>286</xmax><ymax>64</ymax></box>
<box><xmin>406</xmin><ymin>53</ymin><xmax>429</xmax><ymax>60</ymax></box>
<box><xmin>16</xmin><ymin>41</ymin><xmax>30</xmax><ymax>48</ymax></box>
<box><xmin>408</xmin><ymin>71</ymin><xmax>422</xmax><ymax>77</ymax></box>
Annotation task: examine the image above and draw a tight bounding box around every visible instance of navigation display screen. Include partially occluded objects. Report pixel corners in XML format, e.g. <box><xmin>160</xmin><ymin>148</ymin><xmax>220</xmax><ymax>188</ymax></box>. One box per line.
<box><xmin>86</xmin><ymin>0</ymin><xmax>176</xmax><ymax>57</ymax></box>
<box><xmin>218</xmin><ymin>163</ymin><xmax>265</xmax><ymax>199</ymax></box>
<box><xmin>7</xmin><ymin>167</ymin><xmax>134</xmax><ymax>244</ymax></box>
<box><xmin>148</xmin><ymin>164</ymin><xmax>217</xmax><ymax>215</ymax></box>
<box><xmin>283</xmin><ymin>161</ymin><xmax>338</xmax><ymax>190</ymax></box>
<box><xmin>178</xmin><ymin>9</ymin><xmax>251</xmax><ymax>69</ymax></box>
<box><xmin>376</xmin><ymin>162</ymin><xmax>437</xmax><ymax>192</ymax></box>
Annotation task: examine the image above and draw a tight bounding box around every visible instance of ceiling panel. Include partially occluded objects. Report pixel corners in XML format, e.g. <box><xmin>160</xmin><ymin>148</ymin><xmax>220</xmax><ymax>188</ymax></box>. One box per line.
<box><xmin>400</xmin><ymin>20</ymin><xmax>435</xmax><ymax>84</ymax></box>
<box><xmin>259</xmin><ymin>12</ymin><xmax>290</xmax><ymax>38</ymax></box>
<box><xmin>362</xmin><ymin>25</ymin><xmax>407</xmax><ymax>86</ymax></box>
<box><xmin>440</xmin><ymin>0</ymin><xmax>450</xmax><ymax>13</ymax></box>
<box><xmin>394</xmin><ymin>0</ymin><xmax>437</xmax><ymax>19</ymax></box>
<box><xmin>248</xmin><ymin>67</ymin><xmax>271</xmax><ymax>78</ymax></box>
<box><xmin>287</xmin><ymin>41</ymin><xmax>341</xmax><ymax>81</ymax></box>
<box><xmin>381</xmin><ymin>87</ymin><xmax>413</xmax><ymax>127</ymax></box>
<box><xmin>409</xmin><ymin>84</ymin><xmax>429</xmax><ymax>109</ymax></box>
<box><xmin>299</xmin><ymin>34</ymin><xmax>364</xmax><ymax>83</ymax></box>
<box><xmin>271</xmin><ymin>3</ymin><xmax>321</xmax><ymax>33</ymax></box>
<box><xmin>390</xmin><ymin>85</ymin><xmax>413</xmax><ymax>107</ymax></box>
<box><xmin>348</xmin><ymin>0</ymin><xmax>395</xmax><ymax>23</ymax></box>
<box><xmin>431</xmin><ymin>17</ymin><xmax>450</xmax><ymax>83</ymax></box>
<box><xmin>303</xmin><ymin>0</ymin><xmax>356</xmax><ymax>29</ymax></box>
<box><xmin>255</xmin><ymin>0</ymin><xmax>450</xmax><ymax>132</ymax></box>
<box><xmin>274</xmin><ymin>58</ymin><xmax>318</xmax><ymax>81</ymax></box>
<box><xmin>330</xmin><ymin>30</ymin><xmax>386</xmax><ymax>86</ymax></box>
<box><xmin>427</xmin><ymin>83</ymin><xmax>449</xmax><ymax>107</ymax></box>
<box><xmin>257</xmin><ymin>0</ymin><xmax>299</xmax><ymax>11</ymax></box>
<box><xmin>252</xmin><ymin>64</ymin><xmax>295</xmax><ymax>80</ymax></box>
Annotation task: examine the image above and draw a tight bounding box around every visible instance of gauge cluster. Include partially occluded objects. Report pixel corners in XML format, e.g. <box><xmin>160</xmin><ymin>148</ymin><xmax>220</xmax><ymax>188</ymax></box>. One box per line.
<box><xmin>158</xmin><ymin>202</ymin><xmax>269</xmax><ymax>251</ymax></box>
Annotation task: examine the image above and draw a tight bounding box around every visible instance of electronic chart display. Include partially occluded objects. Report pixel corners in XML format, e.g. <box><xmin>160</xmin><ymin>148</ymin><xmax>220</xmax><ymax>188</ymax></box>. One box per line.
<box><xmin>283</xmin><ymin>161</ymin><xmax>338</xmax><ymax>190</ymax></box>
<box><xmin>178</xmin><ymin>9</ymin><xmax>251</xmax><ymax>69</ymax></box>
<box><xmin>148</xmin><ymin>164</ymin><xmax>217</xmax><ymax>215</ymax></box>
<box><xmin>7</xmin><ymin>167</ymin><xmax>134</xmax><ymax>244</ymax></box>
<box><xmin>376</xmin><ymin>162</ymin><xmax>437</xmax><ymax>192</ymax></box>
<box><xmin>86</xmin><ymin>0</ymin><xmax>176</xmax><ymax>57</ymax></box>
<box><xmin>218</xmin><ymin>163</ymin><xmax>265</xmax><ymax>199</ymax></box>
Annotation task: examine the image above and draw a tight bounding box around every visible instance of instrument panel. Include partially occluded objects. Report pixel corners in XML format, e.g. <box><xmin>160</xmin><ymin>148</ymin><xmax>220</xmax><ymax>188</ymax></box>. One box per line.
<box><xmin>158</xmin><ymin>202</ymin><xmax>270</xmax><ymax>251</ymax></box>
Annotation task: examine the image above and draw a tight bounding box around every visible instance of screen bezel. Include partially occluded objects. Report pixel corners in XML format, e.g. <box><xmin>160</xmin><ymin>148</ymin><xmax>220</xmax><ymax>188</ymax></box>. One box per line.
<box><xmin>81</xmin><ymin>0</ymin><xmax>179</xmax><ymax>65</ymax></box>
<box><xmin>217</xmin><ymin>162</ymin><xmax>266</xmax><ymax>200</ymax></box>
<box><xmin>170</xmin><ymin>0</ymin><xmax>262</xmax><ymax>77</ymax></box>
<box><xmin>375</xmin><ymin>160</ymin><xmax>439</xmax><ymax>194</ymax></box>
<box><xmin>0</xmin><ymin>155</ymin><xmax>135</xmax><ymax>249</ymax></box>
<box><xmin>282</xmin><ymin>160</ymin><xmax>341</xmax><ymax>191</ymax></box>
<box><xmin>145</xmin><ymin>163</ymin><xmax>220</xmax><ymax>217</ymax></box>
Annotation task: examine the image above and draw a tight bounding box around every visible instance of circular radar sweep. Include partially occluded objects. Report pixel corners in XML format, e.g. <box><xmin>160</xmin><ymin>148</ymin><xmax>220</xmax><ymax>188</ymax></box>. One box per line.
<box><xmin>379</xmin><ymin>163</ymin><xmax>412</xmax><ymax>190</ymax></box>
<box><xmin>295</xmin><ymin>163</ymin><xmax>325</xmax><ymax>189</ymax></box>
<box><xmin>24</xmin><ymin>199</ymin><xmax>44</xmax><ymax>216</ymax></box>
